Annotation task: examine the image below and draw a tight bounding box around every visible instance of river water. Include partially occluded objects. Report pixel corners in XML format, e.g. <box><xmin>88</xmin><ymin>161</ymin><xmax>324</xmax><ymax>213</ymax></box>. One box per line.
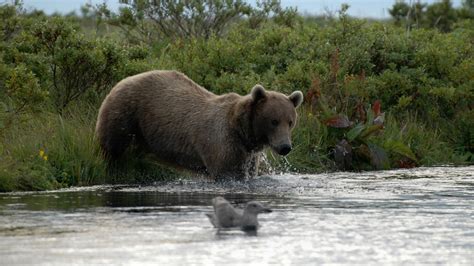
<box><xmin>1</xmin><ymin>166</ymin><xmax>473</xmax><ymax>265</ymax></box>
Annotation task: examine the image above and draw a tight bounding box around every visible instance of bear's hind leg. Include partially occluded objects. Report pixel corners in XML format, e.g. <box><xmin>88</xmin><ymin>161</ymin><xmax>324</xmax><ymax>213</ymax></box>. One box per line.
<box><xmin>98</xmin><ymin>121</ymin><xmax>137</xmax><ymax>164</ymax></box>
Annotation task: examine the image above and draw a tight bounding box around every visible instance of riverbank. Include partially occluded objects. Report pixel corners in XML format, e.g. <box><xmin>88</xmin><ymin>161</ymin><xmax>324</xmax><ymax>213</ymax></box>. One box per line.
<box><xmin>1</xmin><ymin>2</ymin><xmax>472</xmax><ymax>191</ymax></box>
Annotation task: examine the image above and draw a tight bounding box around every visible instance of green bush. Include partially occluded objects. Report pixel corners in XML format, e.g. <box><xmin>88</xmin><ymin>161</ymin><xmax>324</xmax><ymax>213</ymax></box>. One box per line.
<box><xmin>0</xmin><ymin>2</ymin><xmax>473</xmax><ymax>191</ymax></box>
<box><xmin>388</xmin><ymin>0</ymin><xmax>473</xmax><ymax>32</ymax></box>
<box><xmin>27</xmin><ymin>18</ymin><xmax>121</xmax><ymax>111</ymax></box>
<box><xmin>0</xmin><ymin>63</ymin><xmax>49</xmax><ymax>133</ymax></box>
<box><xmin>91</xmin><ymin>0</ymin><xmax>297</xmax><ymax>42</ymax></box>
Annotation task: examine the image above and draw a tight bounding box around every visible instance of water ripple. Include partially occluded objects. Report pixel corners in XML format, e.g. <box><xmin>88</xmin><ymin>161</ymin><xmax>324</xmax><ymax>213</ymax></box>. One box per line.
<box><xmin>0</xmin><ymin>166</ymin><xmax>473</xmax><ymax>265</ymax></box>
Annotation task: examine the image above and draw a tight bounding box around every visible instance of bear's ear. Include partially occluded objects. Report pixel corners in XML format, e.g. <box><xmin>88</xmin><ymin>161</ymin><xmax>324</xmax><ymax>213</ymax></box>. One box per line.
<box><xmin>251</xmin><ymin>84</ymin><xmax>266</xmax><ymax>102</ymax></box>
<box><xmin>289</xmin><ymin>91</ymin><xmax>304</xmax><ymax>108</ymax></box>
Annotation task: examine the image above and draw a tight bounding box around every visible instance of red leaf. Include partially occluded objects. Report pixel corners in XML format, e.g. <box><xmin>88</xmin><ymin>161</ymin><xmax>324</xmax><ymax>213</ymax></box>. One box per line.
<box><xmin>372</xmin><ymin>100</ymin><xmax>382</xmax><ymax>117</ymax></box>
<box><xmin>353</xmin><ymin>102</ymin><xmax>366</xmax><ymax>123</ymax></box>
<box><xmin>324</xmin><ymin>114</ymin><xmax>352</xmax><ymax>128</ymax></box>
<box><xmin>397</xmin><ymin>158</ymin><xmax>417</xmax><ymax>168</ymax></box>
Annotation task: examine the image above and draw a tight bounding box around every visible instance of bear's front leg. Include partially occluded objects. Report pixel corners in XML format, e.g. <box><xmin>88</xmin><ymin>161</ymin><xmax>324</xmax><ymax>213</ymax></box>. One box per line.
<box><xmin>202</xmin><ymin>153</ymin><xmax>247</xmax><ymax>181</ymax></box>
<box><xmin>207</xmin><ymin>163</ymin><xmax>247</xmax><ymax>181</ymax></box>
<box><xmin>246</xmin><ymin>153</ymin><xmax>261</xmax><ymax>178</ymax></box>
<box><xmin>206</xmin><ymin>155</ymin><xmax>262</xmax><ymax>181</ymax></box>
<box><xmin>201</xmin><ymin>145</ymin><xmax>258</xmax><ymax>181</ymax></box>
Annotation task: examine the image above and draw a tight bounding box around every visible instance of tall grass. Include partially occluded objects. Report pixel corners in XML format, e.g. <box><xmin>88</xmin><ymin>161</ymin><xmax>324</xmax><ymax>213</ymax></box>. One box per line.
<box><xmin>380</xmin><ymin>114</ymin><xmax>468</xmax><ymax>166</ymax></box>
<box><xmin>0</xmin><ymin>103</ymin><xmax>185</xmax><ymax>192</ymax></box>
<box><xmin>281</xmin><ymin>106</ymin><xmax>334</xmax><ymax>173</ymax></box>
<box><xmin>0</xmin><ymin>105</ymin><xmax>103</xmax><ymax>191</ymax></box>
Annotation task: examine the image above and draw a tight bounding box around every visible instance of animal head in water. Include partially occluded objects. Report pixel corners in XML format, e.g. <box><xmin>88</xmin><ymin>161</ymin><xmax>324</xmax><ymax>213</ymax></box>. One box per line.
<box><xmin>245</xmin><ymin>200</ymin><xmax>273</xmax><ymax>215</ymax></box>
<box><xmin>249</xmin><ymin>85</ymin><xmax>303</xmax><ymax>156</ymax></box>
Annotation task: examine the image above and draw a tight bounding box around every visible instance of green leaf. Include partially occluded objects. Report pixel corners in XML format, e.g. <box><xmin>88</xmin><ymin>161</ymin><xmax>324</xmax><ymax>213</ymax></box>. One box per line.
<box><xmin>366</xmin><ymin>106</ymin><xmax>374</xmax><ymax>126</ymax></box>
<box><xmin>396</xmin><ymin>95</ymin><xmax>412</xmax><ymax>109</ymax></box>
<box><xmin>346</xmin><ymin>123</ymin><xmax>366</xmax><ymax>141</ymax></box>
<box><xmin>368</xmin><ymin>143</ymin><xmax>390</xmax><ymax>170</ymax></box>
<box><xmin>384</xmin><ymin>140</ymin><xmax>418</xmax><ymax>162</ymax></box>
<box><xmin>360</xmin><ymin>124</ymin><xmax>384</xmax><ymax>139</ymax></box>
<box><xmin>429</xmin><ymin>87</ymin><xmax>457</xmax><ymax>100</ymax></box>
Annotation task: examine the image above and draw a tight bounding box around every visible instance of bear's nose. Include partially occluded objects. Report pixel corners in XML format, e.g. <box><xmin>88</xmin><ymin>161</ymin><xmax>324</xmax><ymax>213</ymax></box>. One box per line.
<box><xmin>278</xmin><ymin>144</ymin><xmax>292</xmax><ymax>156</ymax></box>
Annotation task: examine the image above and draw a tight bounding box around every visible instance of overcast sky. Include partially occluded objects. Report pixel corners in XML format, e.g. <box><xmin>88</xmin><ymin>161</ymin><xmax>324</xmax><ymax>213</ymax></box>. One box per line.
<box><xmin>11</xmin><ymin>0</ymin><xmax>464</xmax><ymax>18</ymax></box>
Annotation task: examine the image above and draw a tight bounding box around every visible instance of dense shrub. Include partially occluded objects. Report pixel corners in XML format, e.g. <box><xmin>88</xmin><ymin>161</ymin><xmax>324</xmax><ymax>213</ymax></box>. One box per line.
<box><xmin>90</xmin><ymin>0</ymin><xmax>297</xmax><ymax>43</ymax></box>
<box><xmin>0</xmin><ymin>1</ymin><xmax>472</xmax><ymax>191</ymax></box>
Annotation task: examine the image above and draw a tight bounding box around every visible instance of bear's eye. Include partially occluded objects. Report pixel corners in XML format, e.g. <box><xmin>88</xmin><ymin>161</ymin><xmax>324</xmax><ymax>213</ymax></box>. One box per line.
<box><xmin>271</xmin><ymin>119</ymin><xmax>279</xmax><ymax>126</ymax></box>
<box><xmin>289</xmin><ymin>120</ymin><xmax>293</xmax><ymax>127</ymax></box>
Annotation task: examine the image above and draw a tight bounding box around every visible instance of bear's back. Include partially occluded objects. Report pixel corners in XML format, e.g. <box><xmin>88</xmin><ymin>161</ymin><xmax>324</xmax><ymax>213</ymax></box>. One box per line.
<box><xmin>112</xmin><ymin>70</ymin><xmax>213</xmax><ymax>99</ymax></box>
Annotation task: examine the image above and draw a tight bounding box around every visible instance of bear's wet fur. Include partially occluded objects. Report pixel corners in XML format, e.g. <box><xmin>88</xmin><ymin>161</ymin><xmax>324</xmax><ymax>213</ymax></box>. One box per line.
<box><xmin>95</xmin><ymin>70</ymin><xmax>303</xmax><ymax>179</ymax></box>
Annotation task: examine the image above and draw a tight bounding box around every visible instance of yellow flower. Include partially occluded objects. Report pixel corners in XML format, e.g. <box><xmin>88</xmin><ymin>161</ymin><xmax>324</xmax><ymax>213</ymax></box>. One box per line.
<box><xmin>39</xmin><ymin>149</ymin><xmax>48</xmax><ymax>161</ymax></box>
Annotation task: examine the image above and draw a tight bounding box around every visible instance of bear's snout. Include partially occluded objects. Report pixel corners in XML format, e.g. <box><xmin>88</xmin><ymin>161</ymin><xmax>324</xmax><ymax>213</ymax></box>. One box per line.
<box><xmin>276</xmin><ymin>144</ymin><xmax>292</xmax><ymax>156</ymax></box>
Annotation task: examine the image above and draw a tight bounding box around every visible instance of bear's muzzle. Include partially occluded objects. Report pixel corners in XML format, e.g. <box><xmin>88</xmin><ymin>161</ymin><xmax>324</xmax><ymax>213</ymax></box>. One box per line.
<box><xmin>276</xmin><ymin>144</ymin><xmax>292</xmax><ymax>156</ymax></box>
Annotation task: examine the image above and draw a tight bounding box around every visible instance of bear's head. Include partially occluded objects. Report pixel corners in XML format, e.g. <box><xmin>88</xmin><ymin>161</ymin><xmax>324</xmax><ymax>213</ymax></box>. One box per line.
<box><xmin>249</xmin><ymin>85</ymin><xmax>303</xmax><ymax>156</ymax></box>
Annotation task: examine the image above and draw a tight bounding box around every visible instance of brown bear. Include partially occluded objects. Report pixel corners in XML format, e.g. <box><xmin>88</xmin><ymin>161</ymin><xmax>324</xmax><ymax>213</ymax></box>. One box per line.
<box><xmin>95</xmin><ymin>70</ymin><xmax>303</xmax><ymax>179</ymax></box>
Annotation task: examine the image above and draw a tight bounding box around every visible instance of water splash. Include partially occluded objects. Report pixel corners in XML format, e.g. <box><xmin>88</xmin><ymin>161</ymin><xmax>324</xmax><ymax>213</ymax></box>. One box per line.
<box><xmin>258</xmin><ymin>152</ymin><xmax>275</xmax><ymax>175</ymax></box>
<box><xmin>1</xmin><ymin>166</ymin><xmax>473</xmax><ymax>265</ymax></box>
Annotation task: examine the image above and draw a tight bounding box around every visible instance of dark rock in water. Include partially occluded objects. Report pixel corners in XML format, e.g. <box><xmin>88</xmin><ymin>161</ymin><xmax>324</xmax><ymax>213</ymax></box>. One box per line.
<box><xmin>206</xmin><ymin>197</ymin><xmax>272</xmax><ymax>231</ymax></box>
<box><xmin>334</xmin><ymin>139</ymin><xmax>352</xmax><ymax>170</ymax></box>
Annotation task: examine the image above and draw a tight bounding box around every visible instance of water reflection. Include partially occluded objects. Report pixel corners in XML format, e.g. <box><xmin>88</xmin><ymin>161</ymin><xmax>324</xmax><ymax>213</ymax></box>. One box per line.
<box><xmin>0</xmin><ymin>166</ymin><xmax>473</xmax><ymax>264</ymax></box>
<box><xmin>213</xmin><ymin>228</ymin><xmax>259</xmax><ymax>238</ymax></box>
